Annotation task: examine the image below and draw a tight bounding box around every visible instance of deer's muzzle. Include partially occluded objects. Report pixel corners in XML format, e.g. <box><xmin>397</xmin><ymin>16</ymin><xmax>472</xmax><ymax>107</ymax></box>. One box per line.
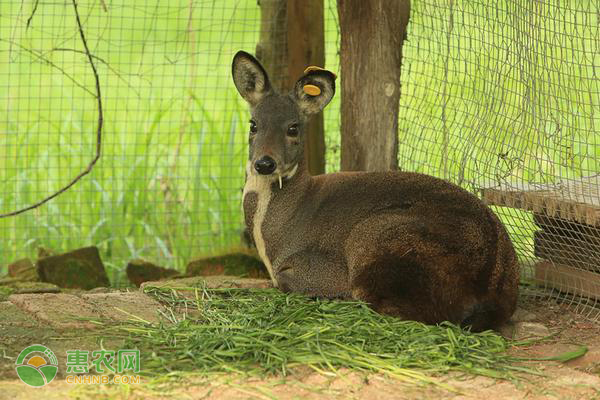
<box><xmin>254</xmin><ymin>156</ymin><xmax>277</xmax><ymax>175</ymax></box>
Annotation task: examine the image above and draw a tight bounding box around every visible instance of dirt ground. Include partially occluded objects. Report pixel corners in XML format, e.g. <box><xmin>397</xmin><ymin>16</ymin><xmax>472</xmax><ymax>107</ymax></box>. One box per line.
<box><xmin>1</xmin><ymin>295</ymin><xmax>600</xmax><ymax>399</ymax></box>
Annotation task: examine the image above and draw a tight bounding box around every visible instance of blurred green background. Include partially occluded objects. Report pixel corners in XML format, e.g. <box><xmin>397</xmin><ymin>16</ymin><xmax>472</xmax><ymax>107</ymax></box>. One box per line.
<box><xmin>0</xmin><ymin>0</ymin><xmax>597</xmax><ymax>286</ymax></box>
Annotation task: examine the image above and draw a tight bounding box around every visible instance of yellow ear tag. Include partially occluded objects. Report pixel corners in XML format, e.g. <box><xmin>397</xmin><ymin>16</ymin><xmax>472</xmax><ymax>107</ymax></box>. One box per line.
<box><xmin>303</xmin><ymin>84</ymin><xmax>321</xmax><ymax>96</ymax></box>
<box><xmin>303</xmin><ymin>66</ymin><xmax>337</xmax><ymax>79</ymax></box>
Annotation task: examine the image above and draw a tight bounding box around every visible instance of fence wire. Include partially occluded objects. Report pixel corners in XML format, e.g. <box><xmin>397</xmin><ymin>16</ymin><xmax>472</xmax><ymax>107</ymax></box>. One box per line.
<box><xmin>1</xmin><ymin>0</ymin><xmax>262</xmax><ymax>282</ymax></box>
<box><xmin>1</xmin><ymin>0</ymin><xmax>599</xmax><ymax>318</ymax></box>
<box><xmin>0</xmin><ymin>1</ymin><xmax>341</xmax><ymax>285</ymax></box>
<box><xmin>399</xmin><ymin>0</ymin><xmax>599</xmax><ymax>317</ymax></box>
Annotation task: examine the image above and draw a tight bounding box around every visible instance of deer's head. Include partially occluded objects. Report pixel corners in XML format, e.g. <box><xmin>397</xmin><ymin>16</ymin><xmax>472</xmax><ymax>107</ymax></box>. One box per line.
<box><xmin>232</xmin><ymin>51</ymin><xmax>335</xmax><ymax>181</ymax></box>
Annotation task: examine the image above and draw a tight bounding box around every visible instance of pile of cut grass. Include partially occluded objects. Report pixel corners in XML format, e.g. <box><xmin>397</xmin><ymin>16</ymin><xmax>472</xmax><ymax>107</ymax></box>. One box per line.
<box><xmin>105</xmin><ymin>285</ymin><xmax>533</xmax><ymax>387</ymax></box>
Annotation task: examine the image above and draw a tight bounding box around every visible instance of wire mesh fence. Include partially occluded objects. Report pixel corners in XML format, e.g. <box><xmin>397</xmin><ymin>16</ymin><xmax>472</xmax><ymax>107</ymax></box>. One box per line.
<box><xmin>0</xmin><ymin>0</ymin><xmax>342</xmax><ymax>285</ymax></box>
<box><xmin>1</xmin><ymin>0</ymin><xmax>599</xmax><ymax>316</ymax></box>
<box><xmin>398</xmin><ymin>0</ymin><xmax>599</xmax><ymax>316</ymax></box>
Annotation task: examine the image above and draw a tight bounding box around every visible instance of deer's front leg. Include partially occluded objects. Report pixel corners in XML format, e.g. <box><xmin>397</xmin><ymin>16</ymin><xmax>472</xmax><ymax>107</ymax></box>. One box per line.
<box><xmin>273</xmin><ymin>250</ymin><xmax>351</xmax><ymax>299</ymax></box>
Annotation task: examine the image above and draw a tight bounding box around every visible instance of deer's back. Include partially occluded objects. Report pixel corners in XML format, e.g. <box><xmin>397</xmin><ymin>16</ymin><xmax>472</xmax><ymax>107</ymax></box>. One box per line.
<box><xmin>259</xmin><ymin>170</ymin><xmax>511</xmax><ymax>269</ymax></box>
<box><xmin>309</xmin><ymin>171</ymin><xmax>497</xmax><ymax>236</ymax></box>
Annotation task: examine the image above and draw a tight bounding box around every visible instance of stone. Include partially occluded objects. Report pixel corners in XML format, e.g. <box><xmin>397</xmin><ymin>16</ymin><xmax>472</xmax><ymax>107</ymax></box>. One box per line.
<box><xmin>510</xmin><ymin>322</ymin><xmax>551</xmax><ymax>340</ymax></box>
<box><xmin>0</xmin><ymin>301</ymin><xmax>59</xmax><ymax>380</ymax></box>
<box><xmin>126</xmin><ymin>259</ymin><xmax>180</xmax><ymax>287</ymax></box>
<box><xmin>186</xmin><ymin>252</ymin><xmax>269</xmax><ymax>279</ymax></box>
<box><xmin>37</xmin><ymin>246</ymin><xmax>110</xmax><ymax>290</ymax></box>
<box><xmin>12</xmin><ymin>281</ymin><xmax>60</xmax><ymax>295</ymax></box>
<box><xmin>0</xmin><ymin>281</ymin><xmax>60</xmax><ymax>301</ymax></box>
<box><xmin>511</xmin><ymin>308</ymin><xmax>537</xmax><ymax>322</ymax></box>
<box><xmin>0</xmin><ymin>287</ymin><xmax>11</xmax><ymax>302</ymax></box>
<box><xmin>9</xmin><ymin>293</ymin><xmax>100</xmax><ymax>331</ymax></box>
<box><xmin>7</xmin><ymin>258</ymin><xmax>38</xmax><ymax>281</ymax></box>
<box><xmin>82</xmin><ymin>291</ymin><xmax>163</xmax><ymax>324</ymax></box>
<box><xmin>86</xmin><ymin>287</ymin><xmax>113</xmax><ymax>294</ymax></box>
<box><xmin>0</xmin><ymin>301</ymin><xmax>40</xmax><ymax>330</ymax></box>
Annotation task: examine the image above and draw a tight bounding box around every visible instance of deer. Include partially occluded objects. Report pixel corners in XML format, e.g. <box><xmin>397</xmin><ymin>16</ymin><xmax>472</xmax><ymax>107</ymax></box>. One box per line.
<box><xmin>232</xmin><ymin>50</ymin><xmax>519</xmax><ymax>331</ymax></box>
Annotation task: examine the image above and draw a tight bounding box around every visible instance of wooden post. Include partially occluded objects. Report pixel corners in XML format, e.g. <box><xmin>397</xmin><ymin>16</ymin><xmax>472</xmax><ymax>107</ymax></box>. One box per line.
<box><xmin>256</xmin><ymin>0</ymin><xmax>288</xmax><ymax>91</ymax></box>
<box><xmin>256</xmin><ymin>0</ymin><xmax>326</xmax><ymax>175</ymax></box>
<box><xmin>337</xmin><ymin>0</ymin><xmax>410</xmax><ymax>171</ymax></box>
<box><xmin>287</xmin><ymin>0</ymin><xmax>326</xmax><ymax>175</ymax></box>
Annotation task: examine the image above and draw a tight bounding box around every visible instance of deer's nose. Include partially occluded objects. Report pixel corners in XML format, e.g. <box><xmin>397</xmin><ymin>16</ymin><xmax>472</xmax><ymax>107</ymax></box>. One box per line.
<box><xmin>254</xmin><ymin>156</ymin><xmax>277</xmax><ymax>175</ymax></box>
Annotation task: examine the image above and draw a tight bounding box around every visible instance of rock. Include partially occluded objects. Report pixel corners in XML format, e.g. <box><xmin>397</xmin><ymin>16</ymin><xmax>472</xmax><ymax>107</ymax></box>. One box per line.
<box><xmin>126</xmin><ymin>259</ymin><xmax>180</xmax><ymax>287</ymax></box>
<box><xmin>82</xmin><ymin>291</ymin><xmax>163</xmax><ymax>324</ymax></box>
<box><xmin>12</xmin><ymin>281</ymin><xmax>60</xmax><ymax>295</ymax></box>
<box><xmin>37</xmin><ymin>246</ymin><xmax>110</xmax><ymax>290</ymax></box>
<box><xmin>511</xmin><ymin>308</ymin><xmax>537</xmax><ymax>322</ymax></box>
<box><xmin>8</xmin><ymin>259</ymin><xmax>38</xmax><ymax>281</ymax></box>
<box><xmin>0</xmin><ymin>301</ymin><xmax>58</xmax><ymax>373</ymax></box>
<box><xmin>186</xmin><ymin>252</ymin><xmax>269</xmax><ymax>279</ymax></box>
<box><xmin>0</xmin><ymin>281</ymin><xmax>60</xmax><ymax>301</ymax></box>
<box><xmin>0</xmin><ymin>276</ymin><xmax>20</xmax><ymax>285</ymax></box>
<box><xmin>86</xmin><ymin>287</ymin><xmax>113</xmax><ymax>294</ymax></box>
<box><xmin>0</xmin><ymin>300</ymin><xmax>43</xmax><ymax>331</ymax></box>
<box><xmin>501</xmin><ymin>321</ymin><xmax>550</xmax><ymax>340</ymax></box>
<box><xmin>0</xmin><ymin>287</ymin><xmax>12</xmax><ymax>302</ymax></box>
<box><xmin>9</xmin><ymin>293</ymin><xmax>99</xmax><ymax>331</ymax></box>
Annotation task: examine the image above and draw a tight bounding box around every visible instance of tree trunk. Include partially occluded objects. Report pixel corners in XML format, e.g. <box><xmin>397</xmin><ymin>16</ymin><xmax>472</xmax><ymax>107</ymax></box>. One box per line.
<box><xmin>287</xmin><ymin>0</ymin><xmax>325</xmax><ymax>175</ymax></box>
<box><xmin>337</xmin><ymin>0</ymin><xmax>410</xmax><ymax>171</ymax></box>
<box><xmin>256</xmin><ymin>0</ymin><xmax>326</xmax><ymax>175</ymax></box>
<box><xmin>256</xmin><ymin>0</ymin><xmax>288</xmax><ymax>91</ymax></box>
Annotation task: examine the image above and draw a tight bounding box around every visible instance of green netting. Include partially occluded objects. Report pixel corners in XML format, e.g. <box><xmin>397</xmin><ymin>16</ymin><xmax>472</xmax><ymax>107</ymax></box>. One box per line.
<box><xmin>0</xmin><ymin>0</ymin><xmax>598</xmax><ymax>316</ymax></box>
<box><xmin>398</xmin><ymin>0</ymin><xmax>599</xmax><ymax>316</ymax></box>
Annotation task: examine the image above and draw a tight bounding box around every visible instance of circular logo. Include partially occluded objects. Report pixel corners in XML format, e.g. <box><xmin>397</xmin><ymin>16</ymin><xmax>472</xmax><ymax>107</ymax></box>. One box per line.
<box><xmin>15</xmin><ymin>345</ymin><xmax>58</xmax><ymax>387</ymax></box>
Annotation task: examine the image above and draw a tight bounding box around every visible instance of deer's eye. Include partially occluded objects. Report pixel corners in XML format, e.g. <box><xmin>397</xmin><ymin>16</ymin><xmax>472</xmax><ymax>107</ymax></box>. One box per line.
<box><xmin>287</xmin><ymin>124</ymin><xmax>299</xmax><ymax>138</ymax></box>
<box><xmin>249</xmin><ymin>120</ymin><xmax>257</xmax><ymax>134</ymax></box>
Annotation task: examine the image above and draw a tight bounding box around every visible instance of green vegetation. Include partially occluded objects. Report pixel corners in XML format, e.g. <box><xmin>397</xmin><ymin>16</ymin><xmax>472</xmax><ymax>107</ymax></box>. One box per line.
<box><xmin>0</xmin><ymin>1</ymin><xmax>597</xmax><ymax>285</ymax></box>
<box><xmin>105</xmin><ymin>285</ymin><xmax>531</xmax><ymax>388</ymax></box>
<box><xmin>0</xmin><ymin>1</ymin><xmax>265</xmax><ymax>284</ymax></box>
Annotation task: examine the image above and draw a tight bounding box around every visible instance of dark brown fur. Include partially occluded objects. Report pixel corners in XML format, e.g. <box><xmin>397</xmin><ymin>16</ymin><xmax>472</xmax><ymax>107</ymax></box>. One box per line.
<box><xmin>233</xmin><ymin>51</ymin><xmax>519</xmax><ymax>331</ymax></box>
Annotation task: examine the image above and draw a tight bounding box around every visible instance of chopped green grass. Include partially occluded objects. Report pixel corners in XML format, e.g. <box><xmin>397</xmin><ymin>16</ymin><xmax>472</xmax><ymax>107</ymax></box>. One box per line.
<box><xmin>101</xmin><ymin>286</ymin><xmax>535</xmax><ymax>389</ymax></box>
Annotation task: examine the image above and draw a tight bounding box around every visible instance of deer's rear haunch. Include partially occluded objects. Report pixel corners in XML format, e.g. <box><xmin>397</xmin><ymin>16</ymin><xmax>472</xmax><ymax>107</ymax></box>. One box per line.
<box><xmin>232</xmin><ymin>51</ymin><xmax>519</xmax><ymax>331</ymax></box>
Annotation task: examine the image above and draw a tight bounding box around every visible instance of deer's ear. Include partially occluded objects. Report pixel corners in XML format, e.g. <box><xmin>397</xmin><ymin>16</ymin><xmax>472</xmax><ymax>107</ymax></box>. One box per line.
<box><xmin>292</xmin><ymin>70</ymin><xmax>336</xmax><ymax>116</ymax></box>
<box><xmin>232</xmin><ymin>51</ymin><xmax>272</xmax><ymax>106</ymax></box>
